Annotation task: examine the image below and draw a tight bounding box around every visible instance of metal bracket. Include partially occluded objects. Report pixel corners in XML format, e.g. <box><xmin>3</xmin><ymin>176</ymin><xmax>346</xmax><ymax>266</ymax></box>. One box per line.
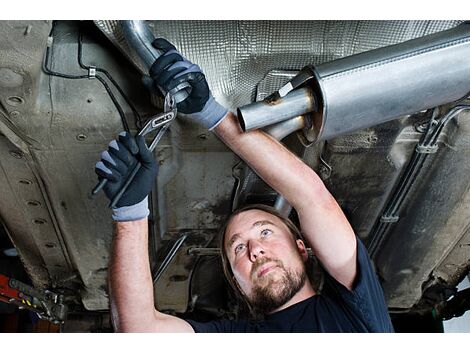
<box><xmin>88</xmin><ymin>66</ymin><xmax>96</xmax><ymax>79</ymax></box>
<box><xmin>277</xmin><ymin>66</ymin><xmax>315</xmax><ymax>98</ymax></box>
<box><xmin>381</xmin><ymin>215</ymin><xmax>399</xmax><ymax>223</ymax></box>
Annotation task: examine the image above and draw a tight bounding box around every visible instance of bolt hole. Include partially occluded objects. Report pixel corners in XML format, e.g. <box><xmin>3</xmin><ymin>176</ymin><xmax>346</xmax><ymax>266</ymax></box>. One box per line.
<box><xmin>26</xmin><ymin>200</ymin><xmax>41</xmax><ymax>207</ymax></box>
<box><xmin>76</xmin><ymin>134</ymin><xmax>87</xmax><ymax>141</ymax></box>
<box><xmin>9</xmin><ymin>150</ymin><xmax>23</xmax><ymax>159</ymax></box>
<box><xmin>19</xmin><ymin>179</ymin><xmax>32</xmax><ymax>185</ymax></box>
<box><xmin>6</xmin><ymin>96</ymin><xmax>25</xmax><ymax>106</ymax></box>
<box><xmin>86</xmin><ymin>98</ymin><xmax>93</xmax><ymax>103</ymax></box>
<box><xmin>198</xmin><ymin>133</ymin><xmax>208</xmax><ymax>140</ymax></box>
<box><xmin>33</xmin><ymin>218</ymin><xmax>47</xmax><ymax>225</ymax></box>
<box><xmin>45</xmin><ymin>242</ymin><xmax>56</xmax><ymax>248</ymax></box>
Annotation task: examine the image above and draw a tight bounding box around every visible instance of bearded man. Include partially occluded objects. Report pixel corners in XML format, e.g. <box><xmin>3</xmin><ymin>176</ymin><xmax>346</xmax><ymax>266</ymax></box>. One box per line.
<box><xmin>95</xmin><ymin>39</ymin><xmax>394</xmax><ymax>333</ymax></box>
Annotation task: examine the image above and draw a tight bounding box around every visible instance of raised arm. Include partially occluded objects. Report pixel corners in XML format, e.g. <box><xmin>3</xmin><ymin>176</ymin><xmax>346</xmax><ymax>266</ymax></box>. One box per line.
<box><xmin>143</xmin><ymin>38</ymin><xmax>358</xmax><ymax>295</ymax></box>
<box><xmin>95</xmin><ymin>133</ymin><xmax>193</xmax><ymax>332</ymax></box>
<box><xmin>214</xmin><ymin>113</ymin><xmax>358</xmax><ymax>290</ymax></box>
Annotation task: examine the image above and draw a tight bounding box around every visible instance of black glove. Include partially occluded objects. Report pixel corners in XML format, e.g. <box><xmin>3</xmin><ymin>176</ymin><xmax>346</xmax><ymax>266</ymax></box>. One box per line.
<box><xmin>149</xmin><ymin>38</ymin><xmax>209</xmax><ymax>114</ymax></box>
<box><xmin>147</xmin><ymin>38</ymin><xmax>228</xmax><ymax>129</ymax></box>
<box><xmin>95</xmin><ymin>132</ymin><xmax>158</xmax><ymax>221</ymax></box>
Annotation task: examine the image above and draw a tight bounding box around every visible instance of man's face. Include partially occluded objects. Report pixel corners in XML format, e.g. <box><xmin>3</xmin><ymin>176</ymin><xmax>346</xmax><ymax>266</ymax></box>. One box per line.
<box><xmin>224</xmin><ymin>209</ymin><xmax>309</xmax><ymax>314</ymax></box>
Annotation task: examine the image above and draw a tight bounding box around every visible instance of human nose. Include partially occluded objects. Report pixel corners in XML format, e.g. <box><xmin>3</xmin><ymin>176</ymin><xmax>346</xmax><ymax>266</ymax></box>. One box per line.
<box><xmin>249</xmin><ymin>240</ymin><xmax>265</xmax><ymax>262</ymax></box>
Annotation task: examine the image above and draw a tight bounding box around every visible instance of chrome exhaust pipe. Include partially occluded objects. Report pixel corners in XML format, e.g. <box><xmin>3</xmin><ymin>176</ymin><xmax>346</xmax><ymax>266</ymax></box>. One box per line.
<box><xmin>120</xmin><ymin>20</ymin><xmax>189</xmax><ymax>104</ymax></box>
<box><xmin>238</xmin><ymin>22</ymin><xmax>470</xmax><ymax>142</ymax></box>
<box><xmin>120</xmin><ymin>20</ymin><xmax>163</xmax><ymax>70</ymax></box>
<box><xmin>237</xmin><ymin>87</ymin><xmax>316</xmax><ymax>132</ymax></box>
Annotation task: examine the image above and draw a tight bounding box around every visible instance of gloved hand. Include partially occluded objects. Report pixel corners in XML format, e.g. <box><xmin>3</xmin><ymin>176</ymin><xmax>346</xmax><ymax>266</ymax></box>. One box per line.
<box><xmin>147</xmin><ymin>38</ymin><xmax>228</xmax><ymax>130</ymax></box>
<box><xmin>95</xmin><ymin>132</ymin><xmax>158</xmax><ymax>221</ymax></box>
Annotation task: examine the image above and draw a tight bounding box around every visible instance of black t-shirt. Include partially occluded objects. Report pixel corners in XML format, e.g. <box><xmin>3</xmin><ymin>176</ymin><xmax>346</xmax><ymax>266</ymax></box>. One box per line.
<box><xmin>186</xmin><ymin>237</ymin><xmax>394</xmax><ymax>332</ymax></box>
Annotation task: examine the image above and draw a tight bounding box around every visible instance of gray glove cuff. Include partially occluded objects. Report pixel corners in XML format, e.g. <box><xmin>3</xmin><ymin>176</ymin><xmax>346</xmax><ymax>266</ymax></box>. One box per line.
<box><xmin>112</xmin><ymin>196</ymin><xmax>149</xmax><ymax>222</ymax></box>
<box><xmin>186</xmin><ymin>95</ymin><xmax>228</xmax><ymax>130</ymax></box>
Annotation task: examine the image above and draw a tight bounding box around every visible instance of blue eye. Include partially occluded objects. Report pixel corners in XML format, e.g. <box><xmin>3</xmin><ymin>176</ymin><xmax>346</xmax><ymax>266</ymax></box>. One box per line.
<box><xmin>261</xmin><ymin>229</ymin><xmax>272</xmax><ymax>237</ymax></box>
<box><xmin>234</xmin><ymin>243</ymin><xmax>246</xmax><ymax>254</ymax></box>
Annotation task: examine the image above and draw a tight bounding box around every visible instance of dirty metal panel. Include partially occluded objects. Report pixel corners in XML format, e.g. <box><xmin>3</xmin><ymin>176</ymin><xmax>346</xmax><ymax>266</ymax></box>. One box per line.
<box><xmin>375</xmin><ymin>111</ymin><xmax>470</xmax><ymax>308</ymax></box>
<box><xmin>0</xmin><ymin>20</ymin><xmax>468</xmax><ymax>317</ymax></box>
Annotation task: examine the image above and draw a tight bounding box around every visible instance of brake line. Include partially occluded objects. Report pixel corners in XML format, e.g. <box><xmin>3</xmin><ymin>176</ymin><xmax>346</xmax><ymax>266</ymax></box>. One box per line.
<box><xmin>42</xmin><ymin>22</ymin><xmax>143</xmax><ymax>132</ymax></box>
<box><xmin>368</xmin><ymin>101</ymin><xmax>470</xmax><ymax>257</ymax></box>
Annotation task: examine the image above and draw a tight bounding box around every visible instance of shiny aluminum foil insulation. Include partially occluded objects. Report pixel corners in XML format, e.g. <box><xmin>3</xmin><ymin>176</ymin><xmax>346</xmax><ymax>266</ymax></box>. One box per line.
<box><xmin>94</xmin><ymin>21</ymin><xmax>462</xmax><ymax>112</ymax></box>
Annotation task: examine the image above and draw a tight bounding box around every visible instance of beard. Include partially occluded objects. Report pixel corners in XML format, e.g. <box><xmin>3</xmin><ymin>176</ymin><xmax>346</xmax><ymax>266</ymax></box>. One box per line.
<box><xmin>248</xmin><ymin>257</ymin><xmax>307</xmax><ymax>315</ymax></box>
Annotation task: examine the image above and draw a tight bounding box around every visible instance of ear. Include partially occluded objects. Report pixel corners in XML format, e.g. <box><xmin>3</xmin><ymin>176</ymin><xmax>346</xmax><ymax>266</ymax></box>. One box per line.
<box><xmin>296</xmin><ymin>239</ymin><xmax>309</xmax><ymax>262</ymax></box>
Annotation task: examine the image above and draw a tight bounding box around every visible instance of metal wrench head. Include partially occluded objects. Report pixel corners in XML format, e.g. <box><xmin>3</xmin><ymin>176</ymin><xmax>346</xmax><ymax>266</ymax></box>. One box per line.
<box><xmin>138</xmin><ymin>111</ymin><xmax>175</xmax><ymax>137</ymax></box>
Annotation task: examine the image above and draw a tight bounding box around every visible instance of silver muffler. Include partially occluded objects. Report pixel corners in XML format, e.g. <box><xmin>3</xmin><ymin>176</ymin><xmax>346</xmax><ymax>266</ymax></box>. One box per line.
<box><xmin>238</xmin><ymin>22</ymin><xmax>470</xmax><ymax>142</ymax></box>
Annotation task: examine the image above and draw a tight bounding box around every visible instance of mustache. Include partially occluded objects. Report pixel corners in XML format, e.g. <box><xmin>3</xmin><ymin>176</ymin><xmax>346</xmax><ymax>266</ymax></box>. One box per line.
<box><xmin>250</xmin><ymin>257</ymin><xmax>284</xmax><ymax>278</ymax></box>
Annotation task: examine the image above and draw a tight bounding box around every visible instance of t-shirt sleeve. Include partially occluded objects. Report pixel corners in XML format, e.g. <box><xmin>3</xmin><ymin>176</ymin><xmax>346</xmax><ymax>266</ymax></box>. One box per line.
<box><xmin>322</xmin><ymin>236</ymin><xmax>394</xmax><ymax>332</ymax></box>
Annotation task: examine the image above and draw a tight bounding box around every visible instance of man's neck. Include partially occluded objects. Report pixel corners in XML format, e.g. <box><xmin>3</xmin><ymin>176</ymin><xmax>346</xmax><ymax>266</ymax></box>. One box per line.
<box><xmin>269</xmin><ymin>281</ymin><xmax>316</xmax><ymax>314</ymax></box>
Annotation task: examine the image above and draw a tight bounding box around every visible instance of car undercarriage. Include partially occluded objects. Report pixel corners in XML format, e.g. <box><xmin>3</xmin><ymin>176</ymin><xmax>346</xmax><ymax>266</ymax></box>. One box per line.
<box><xmin>0</xmin><ymin>20</ymin><xmax>469</xmax><ymax>332</ymax></box>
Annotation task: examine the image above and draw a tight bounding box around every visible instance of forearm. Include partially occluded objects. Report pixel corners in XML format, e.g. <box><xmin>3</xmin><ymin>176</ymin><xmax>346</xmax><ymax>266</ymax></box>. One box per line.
<box><xmin>214</xmin><ymin>112</ymin><xmax>329</xmax><ymax>208</ymax></box>
<box><xmin>109</xmin><ymin>218</ymin><xmax>157</xmax><ymax>332</ymax></box>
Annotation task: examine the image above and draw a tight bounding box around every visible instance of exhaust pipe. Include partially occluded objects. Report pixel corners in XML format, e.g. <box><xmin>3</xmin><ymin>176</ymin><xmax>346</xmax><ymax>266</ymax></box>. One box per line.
<box><xmin>120</xmin><ymin>20</ymin><xmax>189</xmax><ymax>104</ymax></box>
<box><xmin>238</xmin><ymin>22</ymin><xmax>470</xmax><ymax>142</ymax></box>
<box><xmin>237</xmin><ymin>87</ymin><xmax>316</xmax><ymax>132</ymax></box>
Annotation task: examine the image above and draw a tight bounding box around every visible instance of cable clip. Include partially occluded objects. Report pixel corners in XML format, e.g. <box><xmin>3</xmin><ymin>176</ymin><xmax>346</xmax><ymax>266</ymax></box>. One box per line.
<box><xmin>380</xmin><ymin>215</ymin><xmax>399</xmax><ymax>223</ymax></box>
<box><xmin>416</xmin><ymin>144</ymin><xmax>438</xmax><ymax>154</ymax></box>
<box><xmin>88</xmin><ymin>66</ymin><xmax>96</xmax><ymax>79</ymax></box>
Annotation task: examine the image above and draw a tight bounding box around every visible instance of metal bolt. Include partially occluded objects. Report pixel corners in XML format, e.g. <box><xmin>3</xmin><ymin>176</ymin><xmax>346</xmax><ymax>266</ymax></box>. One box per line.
<box><xmin>10</xmin><ymin>111</ymin><xmax>20</xmax><ymax>118</ymax></box>
<box><xmin>76</xmin><ymin>134</ymin><xmax>87</xmax><ymax>141</ymax></box>
<box><xmin>416</xmin><ymin>122</ymin><xmax>429</xmax><ymax>133</ymax></box>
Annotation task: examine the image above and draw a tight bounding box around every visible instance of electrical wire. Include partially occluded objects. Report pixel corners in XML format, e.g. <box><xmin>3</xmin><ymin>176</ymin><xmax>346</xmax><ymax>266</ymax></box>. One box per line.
<box><xmin>77</xmin><ymin>31</ymin><xmax>143</xmax><ymax>129</ymax></box>
<box><xmin>42</xmin><ymin>23</ymin><xmax>143</xmax><ymax>132</ymax></box>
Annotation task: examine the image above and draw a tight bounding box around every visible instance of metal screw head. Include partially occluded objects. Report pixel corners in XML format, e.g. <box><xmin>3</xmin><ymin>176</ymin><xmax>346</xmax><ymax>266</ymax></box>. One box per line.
<box><xmin>10</xmin><ymin>111</ymin><xmax>20</xmax><ymax>118</ymax></box>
